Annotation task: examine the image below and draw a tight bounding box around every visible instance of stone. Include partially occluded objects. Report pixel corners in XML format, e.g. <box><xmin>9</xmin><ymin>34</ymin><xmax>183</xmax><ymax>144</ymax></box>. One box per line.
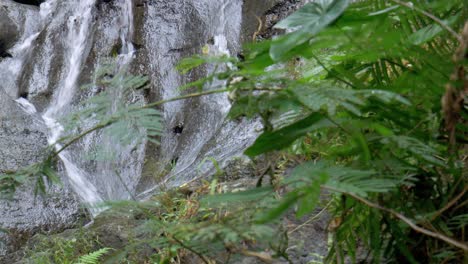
<box><xmin>0</xmin><ymin>88</ymin><xmax>84</xmax><ymax>256</ymax></box>
<box><xmin>0</xmin><ymin>9</ymin><xmax>19</xmax><ymax>54</ymax></box>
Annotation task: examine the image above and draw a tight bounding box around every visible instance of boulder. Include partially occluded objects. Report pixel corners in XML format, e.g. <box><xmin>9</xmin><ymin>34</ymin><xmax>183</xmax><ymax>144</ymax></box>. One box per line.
<box><xmin>0</xmin><ymin>9</ymin><xmax>19</xmax><ymax>57</ymax></box>
<box><xmin>0</xmin><ymin>88</ymin><xmax>84</xmax><ymax>256</ymax></box>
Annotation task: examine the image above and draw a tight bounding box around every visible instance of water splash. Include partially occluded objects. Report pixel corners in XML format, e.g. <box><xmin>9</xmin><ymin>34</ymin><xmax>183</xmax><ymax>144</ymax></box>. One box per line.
<box><xmin>15</xmin><ymin>98</ymin><xmax>38</xmax><ymax>115</ymax></box>
<box><xmin>39</xmin><ymin>0</ymin><xmax>57</xmax><ymax>20</ymax></box>
<box><xmin>117</xmin><ymin>0</ymin><xmax>135</xmax><ymax>66</ymax></box>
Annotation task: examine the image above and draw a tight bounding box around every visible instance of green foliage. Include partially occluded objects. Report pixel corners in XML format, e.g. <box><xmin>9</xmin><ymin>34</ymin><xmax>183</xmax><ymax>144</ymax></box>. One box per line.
<box><xmin>9</xmin><ymin>0</ymin><xmax>468</xmax><ymax>263</ymax></box>
<box><xmin>67</xmin><ymin>62</ymin><xmax>163</xmax><ymax>147</ymax></box>
<box><xmin>25</xmin><ymin>231</ymin><xmax>98</xmax><ymax>264</ymax></box>
<box><xmin>271</xmin><ymin>0</ymin><xmax>350</xmax><ymax>60</ymax></box>
<box><xmin>76</xmin><ymin>248</ymin><xmax>112</xmax><ymax>264</ymax></box>
<box><xmin>171</xmin><ymin>0</ymin><xmax>467</xmax><ymax>262</ymax></box>
<box><xmin>245</xmin><ymin>113</ymin><xmax>326</xmax><ymax>156</ymax></box>
<box><xmin>0</xmin><ymin>155</ymin><xmax>60</xmax><ymax>198</ymax></box>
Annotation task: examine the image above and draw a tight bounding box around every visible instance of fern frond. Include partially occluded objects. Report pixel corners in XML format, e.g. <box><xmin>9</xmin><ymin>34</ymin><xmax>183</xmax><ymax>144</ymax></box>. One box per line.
<box><xmin>75</xmin><ymin>248</ymin><xmax>112</xmax><ymax>264</ymax></box>
<box><xmin>291</xmin><ymin>84</ymin><xmax>409</xmax><ymax>116</ymax></box>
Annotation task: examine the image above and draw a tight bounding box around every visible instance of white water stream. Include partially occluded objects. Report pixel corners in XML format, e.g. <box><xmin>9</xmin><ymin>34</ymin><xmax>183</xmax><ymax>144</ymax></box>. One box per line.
<box><xmin>8</xmin><ymin>0</ymin><xmax>255</xmax><ymax>212</ymax></box>
<box><xmin>41</xmin><ymin>0</ymin><xmax>104</xmax><ymax>215</ymax></box>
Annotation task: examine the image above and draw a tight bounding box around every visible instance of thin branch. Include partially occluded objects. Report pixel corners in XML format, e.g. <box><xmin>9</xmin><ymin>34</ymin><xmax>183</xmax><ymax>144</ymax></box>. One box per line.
<box><xmin>309</xmin><ymin>53</ymin><xmax>357</xmax><ymax>89</ymax></box>
<box><xmin>114</xmin><ymin>170</ymin><xmax>138</xmax><ymax>201</ymax></box>
<box><xmin>53</xmin><ymin>88</ymin><xmax>230</xmax><ymax>158</ymax></box>
<box><xmin>288</xmin><ymin>199</ymin><xmax>332</xmax><ymax>235</ymax></box>
<box><xmin>53</xmin><ymin>121</ymin><xmax>112</xmax><ymax>157</ymax></box>
<box><xmin>170</xmin><ymin>235</ymin><xmax>211</xmax><ymax>264</ymax></box>
<box><xmin>322</xmin><ymin>185</ymin><xmax>468</xmax><ymax>251</ymax></box>
<box><xmin>143</xmin><ymin>88</ymin><xmax>230</xmax><ymax>109</ymax></box>
<box><xmin>430</xmin><ymin>186</ymin><xmax>468</xmax><ymax>221</ymax></box>
<box><xmin>453</xmin><ymin>199</ymin><xmax>468</xmax><ymax>212</ymax></box>
<box><xmin>142</xmin><ymin>86</ymin><xmax>282</xmax><ymax>110</ymax></box>
<box><xmin>390</xmin><ymin>0</ymin><xmax>463</xmax><ymax>44</ymax></box>
<box><xmin>252</xmin><ymin>15</ymin><xmax>263</xmax><ymax>42</ymax></box>
<box><xmin>238</xmin><ymin>249</ymin><xmax>274</xmax><ymax>264</ymax></box>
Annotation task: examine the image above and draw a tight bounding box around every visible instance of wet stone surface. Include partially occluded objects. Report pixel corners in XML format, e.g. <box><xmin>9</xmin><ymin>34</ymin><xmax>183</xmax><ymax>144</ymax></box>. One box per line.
<box><xmin>0</xmin><ymin>88</ymin><xmax>84</xmax><ymax>256</ymax></box>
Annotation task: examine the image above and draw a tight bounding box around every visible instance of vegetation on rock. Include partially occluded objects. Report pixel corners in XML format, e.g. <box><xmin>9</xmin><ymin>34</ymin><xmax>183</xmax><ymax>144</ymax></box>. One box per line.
<box><xmin>1</xmin><ymin>0</ymin><xmax>467</xmax><ymax>263</ymax></box>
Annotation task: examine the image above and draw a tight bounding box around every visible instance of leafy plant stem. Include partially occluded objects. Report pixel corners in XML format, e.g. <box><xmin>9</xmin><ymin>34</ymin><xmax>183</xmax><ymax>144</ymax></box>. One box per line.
<box><xmin>310</xmin><ymin>53</ymin><xmax>356</xmax><ymax>88</ymax></box>
<box><xmin>53</xmin><ymin>121</ymin><xmax>113</xmax><ymax>157</ymax></box>
<box><xmin>390</xmin><ymin>0</ymin><xmax>463</xmax><ymax>44</ymax></box>
<box><xmin>429</xmin><ymin>186</ymin><xmax>467</xmax><ymax>221</ymax></box>
<box><xmin>288</xmin><ymin>199</ymin><xmax>332</xmax><ymax>235</ymax></box>
<box><xmin>322</xmin><ymin>185</ymin><xmax>468</xmax><ymax>251</ymax></box>
<box><xmin>170</xmin><ymin>235</ymin><xmax>211</xmax><ymax>264</ymax></box>
<box><xmin>142</xmin><ymin>88</ymin><xmax>230</xmax><ymax>109</ymax></box>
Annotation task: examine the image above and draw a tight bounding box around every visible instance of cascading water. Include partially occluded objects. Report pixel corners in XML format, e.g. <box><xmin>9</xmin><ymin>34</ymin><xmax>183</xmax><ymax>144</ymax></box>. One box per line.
<box><xmin>41</xmin><ymin>0</ymin><xmax>104</xmax><ymax>214</ymax></box>
<box><xmin>0</xmin><ymin>33</ymin><xmax>39</xmax><ymax>97</ymax></box>
<box><xmin>117</xmin><ymin>0</ymin><xmax>135</xmax><ymax>66</ymax></box>
<box><xmin>146</xmin><ymin>0</ymin><xmax>258</xmax><ymax>191</ymax></box>
<box><xmin>90</xmin><ymin>0</ymin><xmax>145</xmax><ymax>200</ymax></box>
<box><xmin>0</xmin><ymin>0</ymin><xmax>282</xmax><ymax>255</ymax></box>
<box><xmin>44</xmin><ymin>0</ymin><xmax>96</xmax><ymax>114</ymax></box>
<box><xmin>3</xmin><ymin>0</ymin><xmax>259</xmax><ymax>211</ymax></box>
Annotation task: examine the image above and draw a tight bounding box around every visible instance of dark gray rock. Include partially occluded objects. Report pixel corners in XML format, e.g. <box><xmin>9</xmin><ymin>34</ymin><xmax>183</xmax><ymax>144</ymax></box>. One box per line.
<box><xmin>11</xmin><ymin>0</ymin><xmax>44</xmax><ymax>6</ymax></box>
<box><xmin>0</xmin><ymin>9</ymin><xmax>19</xmax><ymax>56</ymax></box>
<box><xmin>241</xmin><ymin>0</ymin><xmax>282</xmax><ymax>42</ymax></box>
<box><xmin>0</xmin><ymin>88</ymin><xmax>83</xmax><ymax>256</ymax></box>
<box><xmin>258</xmin><ymin>0</ymin><xmax>304</xmax><ymax>40</ymax></box>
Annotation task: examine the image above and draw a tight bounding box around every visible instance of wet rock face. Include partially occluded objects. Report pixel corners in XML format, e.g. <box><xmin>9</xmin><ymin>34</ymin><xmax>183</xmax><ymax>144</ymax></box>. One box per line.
<box><xmin>0</xmin><ymin>88</ymin><xmax>47</xmax><ymax>172</ymax></box>
<box><xmin>241</xmin><ymin>0</ymin><xmax>281</xmax><ymax>42</ymax></box>
<box><xmin>0</xmin><ymin>88</ymin><xmax>83</xmax><ymax>256</ymax></box>
<box><xmin>258</xmin><ymin>0</ymin><xmax>304</xmax><ymax>40</ymax></box>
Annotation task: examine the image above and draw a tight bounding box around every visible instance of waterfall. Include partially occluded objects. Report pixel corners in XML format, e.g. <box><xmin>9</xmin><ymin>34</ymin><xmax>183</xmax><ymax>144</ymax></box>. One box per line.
<box><xmin>0</xmin><ymin>0</ymin><xmax>276</xmax><ymax>255</ymax></box>
<box><xmin>91</xmin><ymin>0</ymin><xmax>145</xmax><ymax>200</ymax></box>
<box><xmin>0</xmin><ymin>33</ymin><xmax>39</xmax><ymax>97</ymax></box>
<box><xmin>152</xmin><ymin>0</ymin><xmax>250</xmax><ymax>188</ymax></box>
<box><xmin>3</xmin><ymin>0</ymin><xmax>258</xmax><ymax>208</ymax></box>
<box><xmin>117</xmin><ymin>0</ymin><xmax>135</xmax><ymax>66</ymax></box>
<box><xmin>44</xmin><ymin>0</ymin><xmax>96</xmax><ymax>115</ymax></box>
<box><xmin>42</xmin><ymin>0</ymin><xmax>104</xmax><ymax>215</ymax></box>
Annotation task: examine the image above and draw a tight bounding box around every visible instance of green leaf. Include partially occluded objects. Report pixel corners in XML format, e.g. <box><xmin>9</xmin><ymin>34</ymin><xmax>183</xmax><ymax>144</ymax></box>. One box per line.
<box><xmin>244</xmin><ymin>113</ymin><xmax>327</xmax><ymax>157</ymax></box>
<box><xmin>368</xmin><ymin>5</ymin><xmax>399</xmax><ymax>16</ymax></box>
<box><xmin>408</xmin><ymin>15</ymin><xmax>460</xmax><ymax>45</ymax></box>
<box><xmin>274</xmin><ymin>0</ymin><xmax>350</xmax><ymax>30</ymax></box>
<box><xmin>291</xmin><ymin>85</ymin><xmax>366</xmax><ymax>116</ymax></box>
<box><xmin>177</xmin><ymin>55</ymin><xmax>234</xmax><ymax>74</ymax></box>
<box><xmin>270</xmin><ymin>0</ymin><xmax>350</xmax><ymax>61</ymax></box>
<box><xmin>256</xmin><ymin>192</ymin><xmax>299</xmax><ymax>224</ymax></box>
<box><xmin>201</xmin><ymin>186</ymin><xmax>274</xmax><ymax>206</ymax></box>
<box><xmin>296</xmin><ymin>172</ymin><xmax>329</xmax><ymax>218</ymax></box>
<box><xmin>76</xmin><ymin>248</ymin><xmax>112</xmax><ymax>264</ymax></box>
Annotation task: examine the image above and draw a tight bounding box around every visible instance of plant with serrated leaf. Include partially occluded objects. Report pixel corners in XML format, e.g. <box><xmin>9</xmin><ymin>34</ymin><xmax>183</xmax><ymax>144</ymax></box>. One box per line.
<box><xmin>75</xmin><ymin>248</ymin><xmax>112</xmax><ymax>264</ymax></box>
<box><xmin>177</xmin><ymin>0</ymin><xmax>467</xmax><ymax>262</ymax></box>
<box><xmin>6</xmin><ymin>0</ymin><xmax>467</xmax><ymax>263</ymax></box>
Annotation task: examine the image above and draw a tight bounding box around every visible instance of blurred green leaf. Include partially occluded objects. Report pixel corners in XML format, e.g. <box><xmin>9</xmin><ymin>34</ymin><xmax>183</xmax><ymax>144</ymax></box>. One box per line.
<box><xmin>408</xmin><ymin>15</ymin><xmax>460</xmax><ymax>45</ymax></box>
<box><xmin>271</xmin><ymin>0</ymin><xmax>350</xmax><ymax>61</ymax></box>
<box><xmin>245</xmin><ymin>113</ymin><xmax>327</xmax><ymax>157</ymax></box>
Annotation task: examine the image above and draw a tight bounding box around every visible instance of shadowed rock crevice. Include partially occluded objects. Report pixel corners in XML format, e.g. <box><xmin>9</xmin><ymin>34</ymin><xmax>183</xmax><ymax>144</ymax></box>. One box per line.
<box><xmin>11</xmin><ymin>0</ymin><xmax>44</xmax><ymax>6</ymax></box>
